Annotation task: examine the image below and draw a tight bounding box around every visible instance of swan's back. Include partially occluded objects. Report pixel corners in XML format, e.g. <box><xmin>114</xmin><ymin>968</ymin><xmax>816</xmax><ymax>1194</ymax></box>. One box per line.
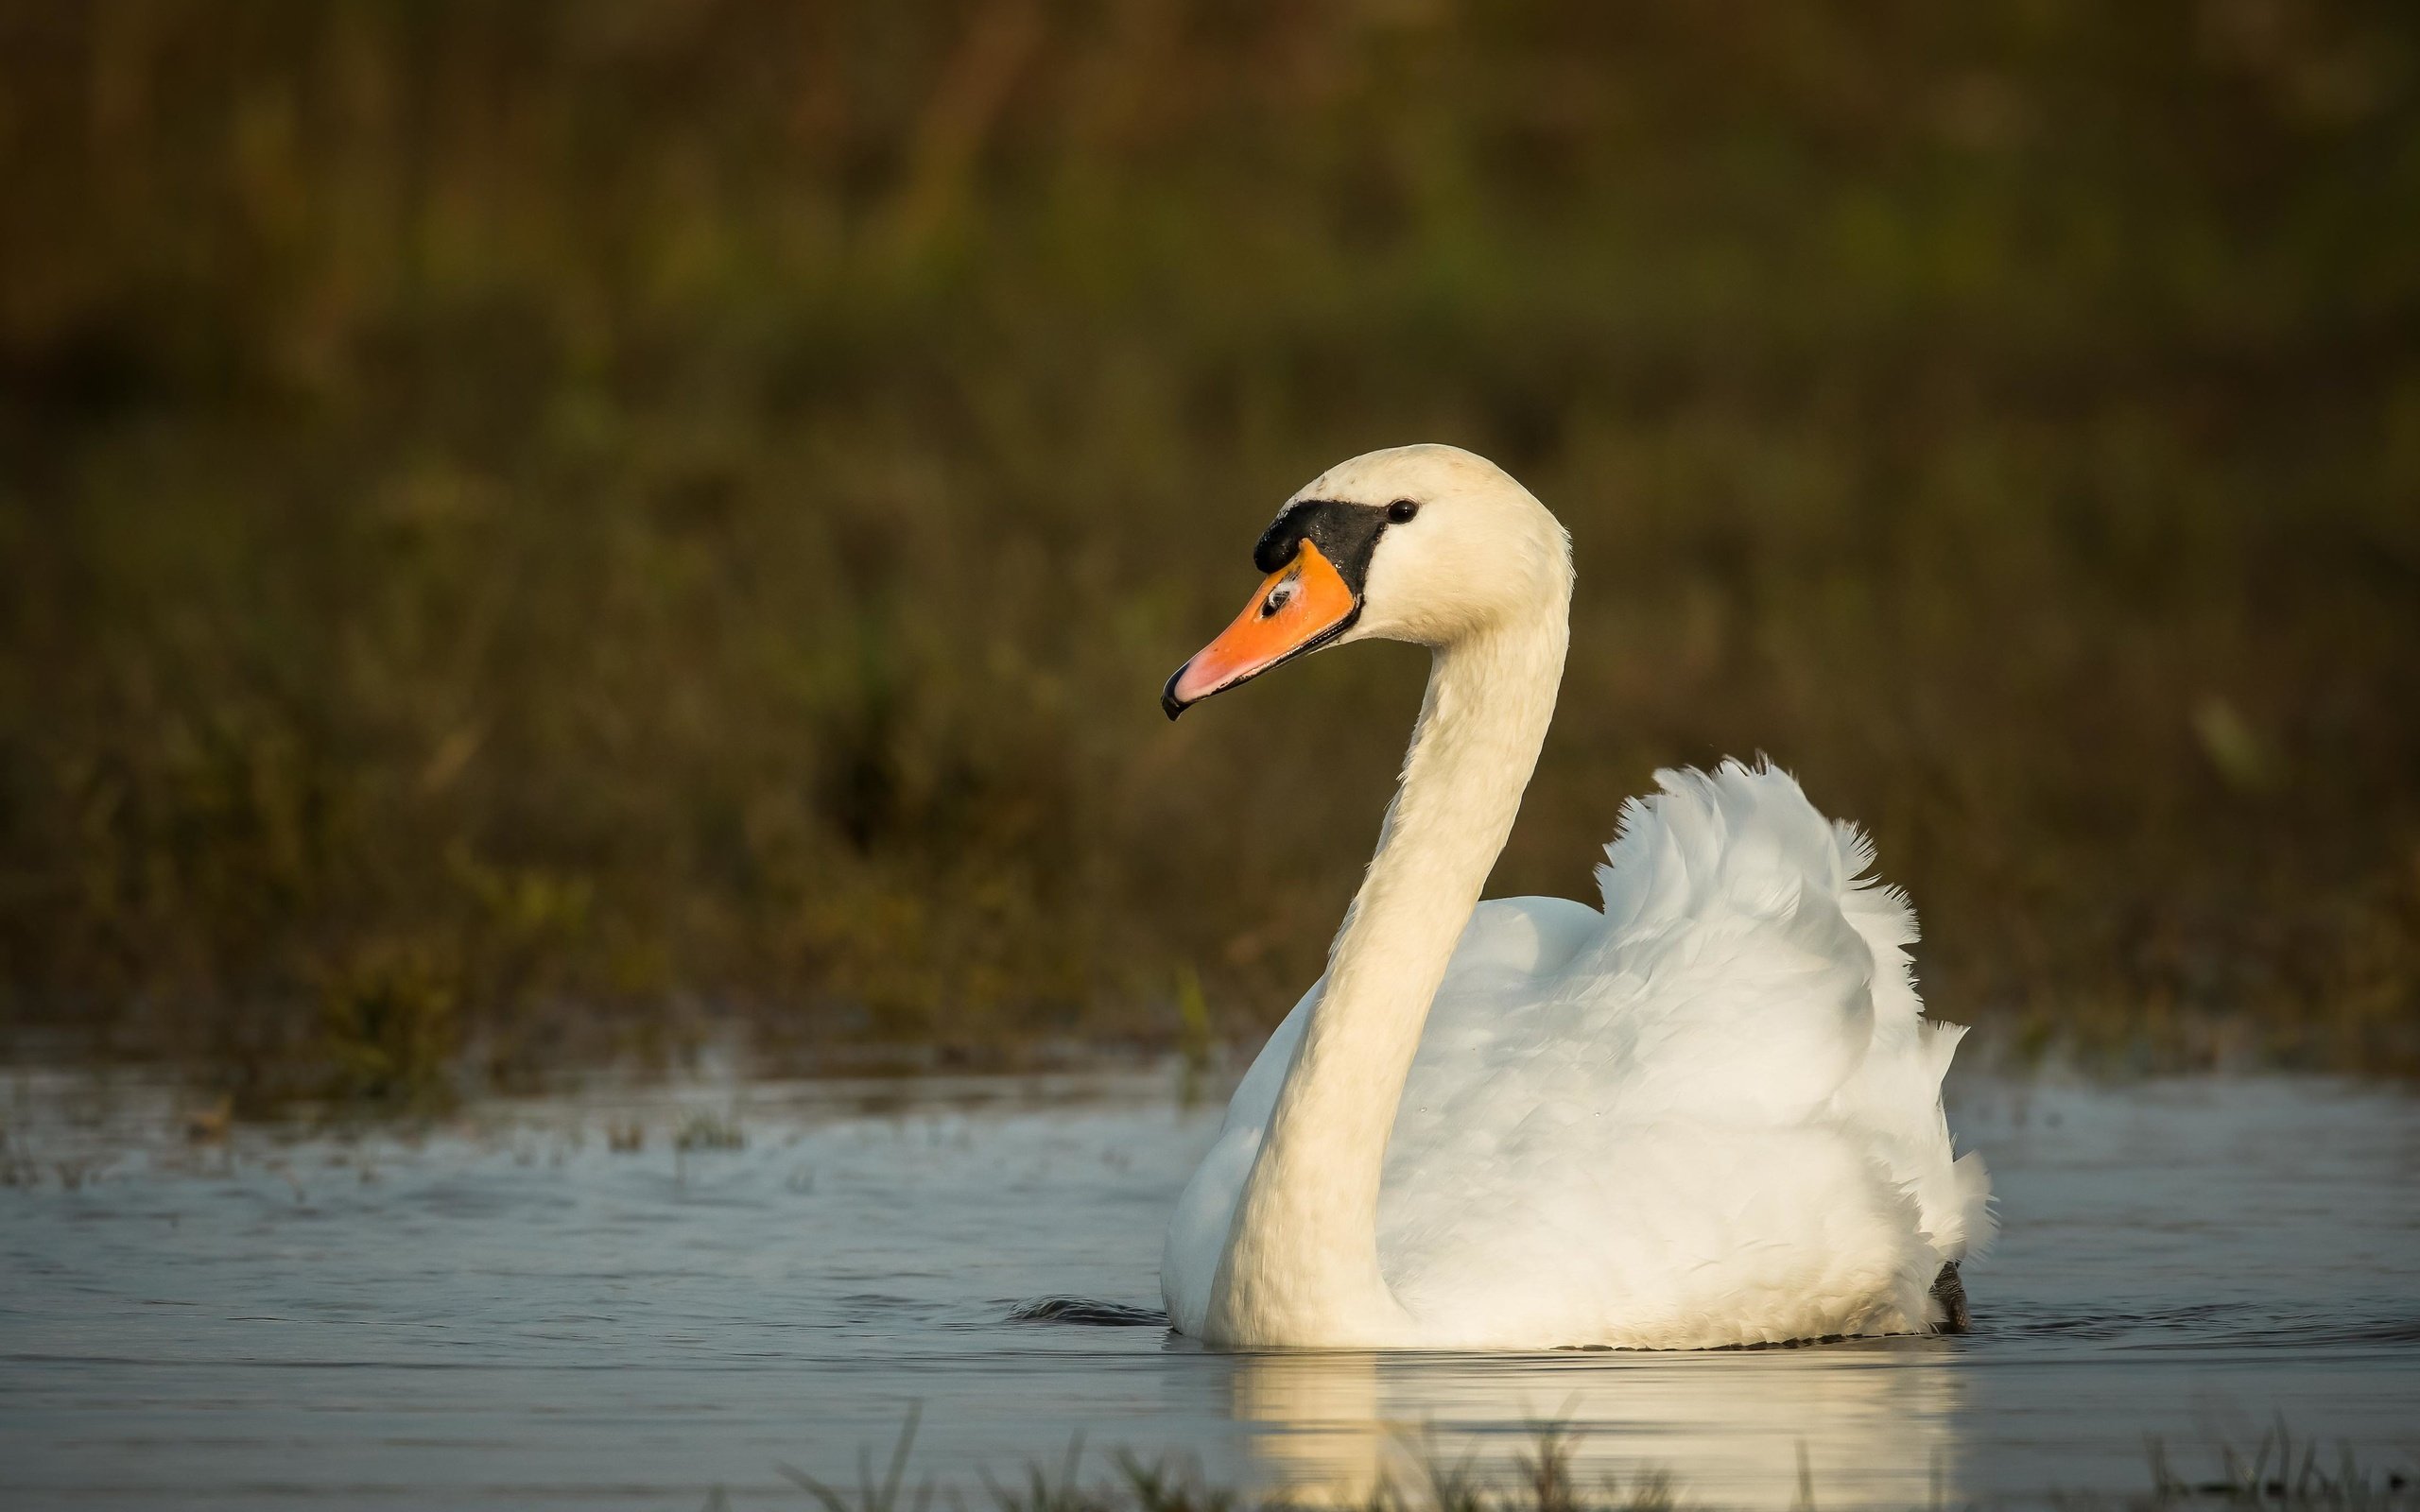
<box><xmin>1164</xmin><ymin>761</ymin><xmax>1992</xmax><ymax>1349</ymax></box>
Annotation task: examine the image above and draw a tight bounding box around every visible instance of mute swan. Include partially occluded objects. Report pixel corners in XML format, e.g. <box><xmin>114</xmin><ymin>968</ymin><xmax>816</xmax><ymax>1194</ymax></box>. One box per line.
<box><xmin>1158</xmin><ymin>444</ymin><xmax>1992</xmax><ymax>1350</ymax></box>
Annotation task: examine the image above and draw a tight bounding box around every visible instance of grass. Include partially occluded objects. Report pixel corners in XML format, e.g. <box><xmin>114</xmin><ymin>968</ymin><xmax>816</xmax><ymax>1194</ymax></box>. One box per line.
<box><xmin>2145</xmin><ymin>1425</ymin><xmax>2420</xmax><ymax>1509</ymax></box>
<box><xmin>717</xmin><ymin>1417</ymin><xmax>2415</xmax><ymax>1512</ymax></box>
<box><xmin>2</xmin><ymin>3</ymin><xmax>2417</xmax><ymax>1103</ymax></box>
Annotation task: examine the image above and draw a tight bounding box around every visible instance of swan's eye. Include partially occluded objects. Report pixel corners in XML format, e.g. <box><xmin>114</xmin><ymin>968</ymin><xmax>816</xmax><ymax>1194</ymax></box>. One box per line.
<box><xmin>1387</xmin><ymin>500</ymin><xmax>1420</xmax><ymax>524</ymax></box>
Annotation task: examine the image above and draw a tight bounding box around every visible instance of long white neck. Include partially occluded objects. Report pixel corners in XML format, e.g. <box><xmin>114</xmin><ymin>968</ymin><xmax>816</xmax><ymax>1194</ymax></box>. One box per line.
<box><xmin>1203</xmin><ymin>599</ymin><xmax>1569</xmax><ymax>1345</ymax></box>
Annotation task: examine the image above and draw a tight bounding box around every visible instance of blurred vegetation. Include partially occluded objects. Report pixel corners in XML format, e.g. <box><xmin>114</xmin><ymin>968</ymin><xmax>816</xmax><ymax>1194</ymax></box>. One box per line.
<box><xmin>752</xmin><ymin>1418</ymin><xmax>2417</xmax><ymax>1512</ymax></box>
<box><xmin>2</xmin><ymin>0</ymin><xmax>2417</xmax><ymax>1101</ymax></box>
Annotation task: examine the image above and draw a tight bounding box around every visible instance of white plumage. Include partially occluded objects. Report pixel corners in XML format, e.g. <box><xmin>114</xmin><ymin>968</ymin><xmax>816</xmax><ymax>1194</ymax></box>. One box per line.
<box><xmin>1165</xmin><ymin>761</ymin><xmax>1993</xmax><ymax>1349</ymax></box>
<box><xmin>1159</xmin><ymin>445</ymin><xmax>1990</xmax><ymax>1350</ymax></box>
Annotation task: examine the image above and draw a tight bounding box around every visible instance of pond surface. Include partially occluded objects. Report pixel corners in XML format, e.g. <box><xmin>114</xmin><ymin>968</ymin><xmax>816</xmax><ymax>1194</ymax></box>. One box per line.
<box><xmin>3</xmin><ymin>1070</ymin><xmax>2417</xmax><ymax>1509</ymax></box>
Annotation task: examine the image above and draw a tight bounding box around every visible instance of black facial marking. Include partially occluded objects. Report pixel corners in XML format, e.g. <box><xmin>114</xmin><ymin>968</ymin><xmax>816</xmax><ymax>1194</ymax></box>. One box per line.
<box><xmin>1253</xmin><ymin>499</ymin><xmax>1392</xmax><ymax>593</ymax></box>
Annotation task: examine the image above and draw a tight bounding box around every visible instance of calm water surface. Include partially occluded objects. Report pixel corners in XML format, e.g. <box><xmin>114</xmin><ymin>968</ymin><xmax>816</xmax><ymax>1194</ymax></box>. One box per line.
<box><xmin>3</xmin><ymin>1070</ymin><xmax>2417</xmax><ymax>1508</ymax></box>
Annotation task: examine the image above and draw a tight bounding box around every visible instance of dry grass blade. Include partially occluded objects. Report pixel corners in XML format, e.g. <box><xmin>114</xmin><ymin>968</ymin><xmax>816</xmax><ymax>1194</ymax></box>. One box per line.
<box><xmin>780</xmin><ymin>1403</ymin><xmax>934</xmax><ymax>1512</ymax></box>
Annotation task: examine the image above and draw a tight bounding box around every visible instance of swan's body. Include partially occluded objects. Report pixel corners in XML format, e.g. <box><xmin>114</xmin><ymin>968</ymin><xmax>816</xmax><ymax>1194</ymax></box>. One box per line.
<box><xmin>1157</xmin><ymin>445</ymin><xmax>1991</xmax><ymax>1350</ymax></box>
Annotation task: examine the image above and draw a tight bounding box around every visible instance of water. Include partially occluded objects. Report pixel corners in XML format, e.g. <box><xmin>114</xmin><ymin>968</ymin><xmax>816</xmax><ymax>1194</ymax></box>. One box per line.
<box><xmin>4</xmin><ymin>1070</ymin><xmax>2417</xmax><ymax>1509</ymax></box>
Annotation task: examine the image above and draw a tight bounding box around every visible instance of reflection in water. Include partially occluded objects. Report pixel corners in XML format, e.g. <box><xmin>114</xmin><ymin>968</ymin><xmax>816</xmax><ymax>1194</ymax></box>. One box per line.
<box><xmin>1232</xmin><ymin>1343</ymin><xmax>1963</xmax><ymax>1509</ymax></box>
<box><xmin>1232</xmin><ymin>1350</ymin><xmax>1385</xmax><ymax>1503</ymax></box>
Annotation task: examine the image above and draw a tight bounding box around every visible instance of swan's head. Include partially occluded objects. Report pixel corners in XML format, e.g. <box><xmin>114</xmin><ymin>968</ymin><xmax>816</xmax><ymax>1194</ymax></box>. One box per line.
<box><xmin>1164</xmin><ymin>444</ymin><xmax>1570</xmax><ymax>718</ymax></box>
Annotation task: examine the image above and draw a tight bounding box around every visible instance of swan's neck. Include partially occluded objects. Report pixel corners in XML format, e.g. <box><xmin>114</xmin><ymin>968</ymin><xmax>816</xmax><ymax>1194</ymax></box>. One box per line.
<box><xmin>1205</xmin><ymin>604</ymin><xmax>1569</xmax><ymax>1344</ymax></box>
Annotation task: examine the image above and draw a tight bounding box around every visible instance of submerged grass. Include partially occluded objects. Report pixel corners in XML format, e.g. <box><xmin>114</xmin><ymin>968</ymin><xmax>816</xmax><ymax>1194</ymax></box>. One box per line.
<box><xmin>2</xmin><ymin>3</ymin><xmax>2418</xmax><ymax>1100</ymax></box>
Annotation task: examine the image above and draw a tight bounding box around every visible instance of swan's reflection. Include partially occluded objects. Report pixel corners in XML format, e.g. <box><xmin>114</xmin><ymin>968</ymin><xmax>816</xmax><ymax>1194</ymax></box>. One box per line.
<box><xmin>1230</xmin><ymin>1341</ymin><xmax>1964</xmax><ymax>1509</ymax></box>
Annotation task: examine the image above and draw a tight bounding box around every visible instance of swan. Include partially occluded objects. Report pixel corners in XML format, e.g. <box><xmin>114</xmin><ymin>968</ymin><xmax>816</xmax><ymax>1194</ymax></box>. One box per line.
<box><xmin>1156</xmin><ymin>444</ymin><xmax>1993</xmax><ymax>1350</ymax></box>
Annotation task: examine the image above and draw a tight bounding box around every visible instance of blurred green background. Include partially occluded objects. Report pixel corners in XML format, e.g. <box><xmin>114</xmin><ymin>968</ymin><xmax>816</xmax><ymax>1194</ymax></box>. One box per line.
<box><xmin>3</xmin><ymin>0</ymin><xmax>2416</xmax><ymax>1104</ymax></box>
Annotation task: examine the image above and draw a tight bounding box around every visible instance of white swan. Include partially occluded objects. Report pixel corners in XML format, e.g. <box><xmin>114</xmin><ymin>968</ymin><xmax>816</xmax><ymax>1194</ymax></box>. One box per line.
<box><xmin>1157</xmin><ymin>444</ymin><xmax>1992</xmax><ymax>1350</ymax></box>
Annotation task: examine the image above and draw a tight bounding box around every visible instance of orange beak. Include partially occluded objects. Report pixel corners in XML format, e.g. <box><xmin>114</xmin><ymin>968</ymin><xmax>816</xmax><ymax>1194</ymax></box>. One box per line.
<box><xmin>1163</xmin><ymin>541</ymin><xmax>1360</xmax><ymax>718</ymax></box>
